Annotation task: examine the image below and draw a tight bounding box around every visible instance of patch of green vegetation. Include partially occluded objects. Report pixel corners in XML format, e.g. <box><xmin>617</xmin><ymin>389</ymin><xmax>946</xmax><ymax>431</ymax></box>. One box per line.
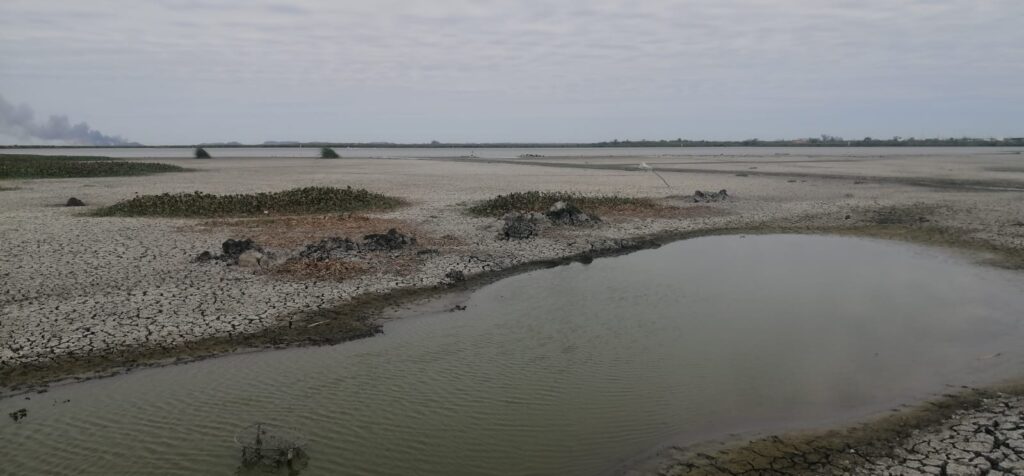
<box><xmin>0</xmin><ymin>154</ymin><xmax>185</xmax><ymax>179</ymax></box>
<box><xmin>320</xmin><ymin>147</ymin><xmax>341</xmax><ymax>159</ymax></box>
<box><xmin>468</xmin><ymin>191</ymin><xmax>658</xmax><ymax>217</ymax></box>
<box><xmin>92</xmin><ymin>186</ymin><xmax>406</xmax><ymax>218</ymax></box>
<box><xmin>194</xmin><ymin>147</ymin><xmax>212</xmax><ymax>159</ymax></box>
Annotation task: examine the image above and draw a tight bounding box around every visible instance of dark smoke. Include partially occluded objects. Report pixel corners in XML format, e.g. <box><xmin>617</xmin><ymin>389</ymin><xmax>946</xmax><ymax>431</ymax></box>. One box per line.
<box><xmin>0</xmin><ymin>94</ymin><xmax>132</xmax><ymax>146</ymax></box>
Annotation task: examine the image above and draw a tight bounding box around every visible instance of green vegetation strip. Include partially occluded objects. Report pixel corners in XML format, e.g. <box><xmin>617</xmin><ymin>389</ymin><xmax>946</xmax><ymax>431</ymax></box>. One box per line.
<box><xmin>92</xmin><ymin>186</ymin><xmax>406</xmax><ymax>217</ymax></box>
<box><xmin>0</xmin><ymin>154</ymin><xmax>185</xmax><ymax>179</ymax></box>
<box><xmin>468</xmin><ymin>191</ymin><xmax>658</xmax><ymax>217</ymax></box>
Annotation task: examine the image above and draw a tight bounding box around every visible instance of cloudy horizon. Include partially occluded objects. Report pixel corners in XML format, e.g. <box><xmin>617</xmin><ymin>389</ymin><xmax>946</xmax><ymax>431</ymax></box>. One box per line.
<box><xmin>1</xmin><ymin>0</ymin><xmax>1022</xmax><ymax>145</ymax></box>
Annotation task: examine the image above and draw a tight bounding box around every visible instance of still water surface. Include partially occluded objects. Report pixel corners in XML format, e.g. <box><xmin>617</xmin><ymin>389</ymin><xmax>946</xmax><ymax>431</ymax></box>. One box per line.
<box><xmin>3</xmin><ymin>235</ymin><xmax>1024</xmax><ymax>475</ymax></box>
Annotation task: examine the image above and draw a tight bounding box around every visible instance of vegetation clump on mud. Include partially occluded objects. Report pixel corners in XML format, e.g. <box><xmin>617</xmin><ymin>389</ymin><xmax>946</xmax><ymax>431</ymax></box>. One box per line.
<box><xmin>468</xmin><ymin>191</ymin><xmax>658</xmax><ymax>217</ymax></box>
<box><xmin>0</xmin><ymin>154</ymin><xmax>185</xmax><ymax>179</ymax></box>
<box><xmin>320</xmin><ymin>147</ymin><xmax>341</xmax><ymax>159</ymax></box>
<box><xmin>93</xmin><ymin>186</ymin><xmax>405</xmax><ymax>218</ymax></box>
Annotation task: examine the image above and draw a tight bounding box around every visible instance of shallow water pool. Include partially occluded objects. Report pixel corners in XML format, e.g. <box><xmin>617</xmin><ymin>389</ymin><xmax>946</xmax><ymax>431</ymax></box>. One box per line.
<box><xmin>3</xmin><ymin>235</ymin><xmax>1024</xmax><ymax>475</ymax></box>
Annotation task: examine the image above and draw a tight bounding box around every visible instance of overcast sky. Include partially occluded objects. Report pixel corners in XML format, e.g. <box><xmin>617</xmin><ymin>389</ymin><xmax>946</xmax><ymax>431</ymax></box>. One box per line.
<box><xmin>1</xmin><ymin>0</ymin><xmax>1022</xmax><ymax>145</ymax></box>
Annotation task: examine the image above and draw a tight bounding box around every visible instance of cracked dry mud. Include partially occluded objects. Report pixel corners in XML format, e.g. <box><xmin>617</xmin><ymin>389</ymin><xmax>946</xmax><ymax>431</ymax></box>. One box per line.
<box><xmin>661</xmin><ymin>395</ymin><xmax>1024</xmax><ymax>476</ymax></box>
<box><xmin>3</xmin><ymin>149</ymin><xmax>1024</xmax><ymax>475</ymax></box>
<box><xmin>854</xmin><ymin>396</ymin><xmax>1024</xmax><ymax>476</ymax></box>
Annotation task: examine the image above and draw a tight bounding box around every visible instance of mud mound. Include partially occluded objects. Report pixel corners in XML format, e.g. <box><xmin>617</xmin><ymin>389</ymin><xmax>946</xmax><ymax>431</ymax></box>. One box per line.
<box><xmin>222</xmin><ymin>239</ymin><xmax>257</xmax><ymax>259</ymax></box>
<box><xmin>693</xmin><ymin>189</ymin><xmax>729</xmax><ymax>203</ymax></box>
<box><xmin>195</xmin><ymin>238</ymin><xmax>262</xmax><ymax>264</ymax></box>
<box><xmin>445</xmin><ymin>270</ymin><xmax>466</xmax><ymax>282</ymax></box>
<box><xmin>299</xmin><ymin>237</ymin><xmax>359</xmax><ymax>261</ymax></box>
<box><xmin>65</xmin><ymin>197</ymin><xmax>85</xmax><ymax>207</ymax></box>
<box><xmin>298</xmin><ymin>229</ymin><xmax>417</xmax><ymax>261</ymax></box>
<box><xmin>546</xmin><ymin>201</ymin><xmax>600</xmax><ymax>226</ymax></box>
<box><xmin>502</xmin><ymin>213</ymin><xmax>544</xmax><ymax>239</ymax></box>
<box><xmin>362</xmin><ymin>228</ymin><xmax>416</xmax><ymax>251</ymax></box>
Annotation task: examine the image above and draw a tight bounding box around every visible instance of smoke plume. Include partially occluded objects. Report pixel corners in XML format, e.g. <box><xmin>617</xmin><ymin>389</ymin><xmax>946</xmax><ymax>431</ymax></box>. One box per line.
<box><xmin>0</xmin><ymin>94</ymin><xmax>132</xmax><ymax>146</ymax></box>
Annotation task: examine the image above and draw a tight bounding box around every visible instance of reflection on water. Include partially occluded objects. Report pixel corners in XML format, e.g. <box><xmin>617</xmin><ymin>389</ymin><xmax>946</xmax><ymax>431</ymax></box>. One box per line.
<box><xmin>2</xmin><ymin>235</ymin><xmax>1024</xmax><ymax>475</ymax></box>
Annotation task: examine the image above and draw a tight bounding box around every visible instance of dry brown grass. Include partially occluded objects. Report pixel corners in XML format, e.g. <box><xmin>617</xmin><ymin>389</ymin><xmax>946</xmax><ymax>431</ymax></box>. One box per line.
<box><xmin>188</xmin><ymin>213</ymin><xmax>458</xmax><ymax>282</ymax></box>
<box><xmin>191</xmin><ymin>213</ymin><xmax>455</xmax><ymax>248</ymax></box>
<box><xmin>271</xmin><ymin>250</ymin><xmax>428</xmax><ymax>282</ymax></box>
<box><xmin>599</xmin><ymin>203</ymin><xmax>729</xmax><ymax>221</ymax></box>
<box><xmin>272</xmin><ymin>259</ymin><xmax>371</xmax><ymax>281</ymax></box>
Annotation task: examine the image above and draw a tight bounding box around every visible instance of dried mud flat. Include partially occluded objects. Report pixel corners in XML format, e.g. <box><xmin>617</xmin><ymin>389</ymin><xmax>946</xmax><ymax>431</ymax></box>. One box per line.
<box><xmin>2</xmin><ymin>150</ymin><xmax>1024</xmax><ymax>474</ymax></box>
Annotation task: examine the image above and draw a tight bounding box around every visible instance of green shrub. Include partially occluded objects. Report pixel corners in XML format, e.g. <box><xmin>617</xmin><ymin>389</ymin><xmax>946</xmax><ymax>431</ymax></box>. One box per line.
<box><xmin>468</xmin><ymin>191</ymin><xmax>658</xmax><ymax>217</ymax></box>
<box><xmin>194</xmin><ymin>147</ymin><xmax>212</xmax><ymax>159</ymax></box>
<box><xmin>0</xmin><ymin>154</ymin><xmax>185</xmax><ymax>179</ymax></box>
<box><xmin>320</xmin><ymin>147</ymin><xmax>341</xmax><ymax>159</ymax></box>
<box><xmin>93</xmin><ymin>186</ymin><xmax>405</xmax><ymax>217</ymax></box>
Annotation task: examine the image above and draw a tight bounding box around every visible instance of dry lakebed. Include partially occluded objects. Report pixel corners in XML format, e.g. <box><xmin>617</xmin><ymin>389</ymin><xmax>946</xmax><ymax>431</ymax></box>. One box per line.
<box><xmin>2</xmin><ymin>147</ymin><xmax>1024</xmax><ymax>475</ymax></box>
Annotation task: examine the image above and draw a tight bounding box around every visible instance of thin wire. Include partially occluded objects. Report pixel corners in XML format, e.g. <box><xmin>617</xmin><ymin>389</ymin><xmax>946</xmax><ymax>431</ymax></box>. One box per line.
<box><xmin>651</xmin><ymin>169</ymin><xmax>671</xmax><ymax>187</ymax></box>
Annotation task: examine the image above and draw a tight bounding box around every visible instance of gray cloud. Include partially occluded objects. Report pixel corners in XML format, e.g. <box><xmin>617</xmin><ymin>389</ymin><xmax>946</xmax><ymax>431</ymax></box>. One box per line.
<box><xmin>0</xmin><ymin>95</ymin><xmax>132</xmax><ymax>145</ymax></box>
<box><xmin>0</xmin><ymin>0</ymin><xmax>1021</xmax><ymax>143</ymax></box>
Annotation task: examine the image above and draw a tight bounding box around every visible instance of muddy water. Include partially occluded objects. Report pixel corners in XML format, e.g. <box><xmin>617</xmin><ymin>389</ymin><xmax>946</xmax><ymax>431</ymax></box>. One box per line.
<box><xmin>3</xmin><ymin>235</ymin><xmax>1024</xmax><ymax>476</ymax></box>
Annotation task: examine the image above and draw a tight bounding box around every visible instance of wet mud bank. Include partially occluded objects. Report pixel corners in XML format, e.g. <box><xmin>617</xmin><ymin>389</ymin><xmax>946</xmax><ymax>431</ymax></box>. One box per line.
<box><xmin>646</xmin><ymin>383</ymin><xmax>1024</xmax><ymax>476</ymax></box>
<box><xmin>0</xmin><ymin>227</ymin><xmax>680</xmax><ymax>393</ymax></box>
<box><xmin>4</xmin><ymin>211</ymin><xmax>1023</xmax><ymax>394</ymax></box>
<box><xmin>5</xmin><ymin>231</ymin><xmax>1024</xmax><ymax>476</ymax></box>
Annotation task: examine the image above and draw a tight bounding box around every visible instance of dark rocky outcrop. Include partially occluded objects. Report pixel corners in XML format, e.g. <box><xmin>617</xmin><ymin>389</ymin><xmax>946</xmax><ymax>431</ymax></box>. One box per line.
<box><xmin>194</xmin><ymin>238</ymin><xmax>262</xmax><ymax>264</ymax></box>
<box><xmin>294</xmin><ymin>229</ymin><xmax>417</xmax><ymax>264</ymax></box>
<box><xmin>199</xmin><ymin>229</ymin><xmax>417</xmax><ymax>267</ymax></box>
<box><xmin>502</xmin><ymin>213</ymin><xmax>542</xmax><ymax>239</ymax></box>
<box><xmin>299</xmin><ymin>229</ymin><xmax>416</xmax><ymax>261</ymax></box>
<box><xmin>65</xmin><ymin>197</ymin><xmax>85</xmax><ymax>207</ymax></box>
<box><xmin>222</xmin><ymin>239</ymin><xmax>258</xmax><ymax>259</ymax></box>
<box><xmin>445</xmin><ymin>270</ymin><xmax>466</xmax><ymax>282</ymax></box>
<box><xmin>693</xmin><ymin>189</ymin><xmax>729</xmax><ymax>203</ymax></box>
<box><xmin>299</xmin><ymin>237</ymin><xmax>359</xmax><ymax>261</ymax></box>
<box><xmin>546</xmin><ymin>201</ymin><xmax>600</xmax><ymax>226</ymax></box>
<box><xmin>362</xmin><ymin>228</ymin><xmax>416</xmax><ymax>251</ymax></box>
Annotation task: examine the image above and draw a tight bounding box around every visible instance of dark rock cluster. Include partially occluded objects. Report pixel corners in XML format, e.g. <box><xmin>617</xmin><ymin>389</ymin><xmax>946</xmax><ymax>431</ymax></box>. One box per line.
<box><xmin>299</xmin><ymin>237</ymin><xmax>360</xmax><ymax>262</ymax></box>
<box><xmin>545</xmin><ymin>201</ymin><xmax>600</xmax><ymax>226</ymax></box>
<box><xmin>501</xmin><ymin>201</ymin><xmax>601</xmax><ymax>240</ymax></box>
<box><xmin>445</xmin><ymin>269</ymin><xmax>466</xmax><ymax>282</ymax></box>
<box><xmin>195</xmin><ymin>238</ymin><xmax>261</xmax><ymax>264</ymax></box>
<box><xmin>362</xmin><ymin>228</ymin><xmax>417</xmax><ymax>251</ymax></box>
<box><xmin>298</xmin><ymin>229</ymin><xmax>416</xmax><ymax>261</ymax></box>
<box><xmin>692</xmin><ymin>189</ymin><xmax>729</xmax><ymax>203</ymax></box>
<box><xmin>502</xmin><ymin>213</ymin><xmax>543</xmax><ymax>240</ymax></box>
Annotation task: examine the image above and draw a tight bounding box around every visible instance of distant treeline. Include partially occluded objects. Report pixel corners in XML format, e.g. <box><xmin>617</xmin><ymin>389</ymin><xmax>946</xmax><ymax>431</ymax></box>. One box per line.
<box><xmin>591</xmin><ymin>136</ymin><xmax>1024</xmax><ymax>147</ymax></box>
<box><xmin>4</xmin><ymin>136</ymin><xmax>1023</xmax><ymax>148</ymax></box>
